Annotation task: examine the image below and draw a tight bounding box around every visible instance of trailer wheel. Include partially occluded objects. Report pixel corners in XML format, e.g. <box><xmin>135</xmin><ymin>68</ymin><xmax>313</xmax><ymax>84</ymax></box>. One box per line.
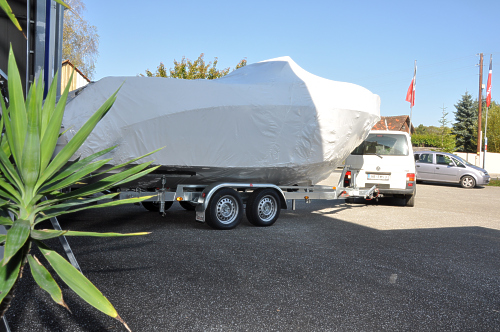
<box><xmin>246</xmin><ymin>189</ymin><xmax>281</xmax><ymax>227</ymax></box>
<box><xmin>142</xmin><ymin>201</ymin><xmax>173</xmax><ymax>212</ymax></box>
<box><xmin>179</xmin><ymin>201</ymin><xmax>196</xmax><ymax>211</ymax></box>
<box><xmin>205</xmin><ymin>188</ymin><xmax>243</xmax><ymax>230</ymax></box>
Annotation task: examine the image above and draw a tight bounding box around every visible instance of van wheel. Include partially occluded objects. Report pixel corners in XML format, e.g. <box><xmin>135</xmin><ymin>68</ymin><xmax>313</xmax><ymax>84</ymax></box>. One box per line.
<box><xmin>405</xmin><ymin>186</ymin><xmax>416</xmax><ymax>207</ymax></box>
<box><xmin>405</xmin><ymin>194</ymin><xmax>415</xmax><ymax>207</ymax></box>
<box><xmin>142</xmin><ymin>201</ymin><xmax>173</xmax><ymax>212</ymax></box>
<box><xmin>205</xmin><ymin>188</ymin><xmax>243</xmax><ymax>230</ymax></box>
<box><xmin>460</xmin><ymin>175</ymin><xmax>476</xmax><ymax>188</ymax></box>
<box><xmin>246</xmin><ymin>189</ymin><xmax>281</xmax><ymax>227</ymax></box>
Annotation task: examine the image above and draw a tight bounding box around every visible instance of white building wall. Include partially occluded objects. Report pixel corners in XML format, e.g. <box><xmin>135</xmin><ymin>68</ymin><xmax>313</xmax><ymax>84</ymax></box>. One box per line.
<box><xmin>454</xmin><ymin>152</ymin><xmax>500</xmax><ymax>176</ymax></box>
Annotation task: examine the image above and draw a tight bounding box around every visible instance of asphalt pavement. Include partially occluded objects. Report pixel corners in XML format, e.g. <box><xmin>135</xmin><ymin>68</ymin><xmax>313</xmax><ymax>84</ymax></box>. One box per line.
<box><xmin>6</xmin><ymin>182</ymin><xmax>500</xmax><ymax>331</ymax></box>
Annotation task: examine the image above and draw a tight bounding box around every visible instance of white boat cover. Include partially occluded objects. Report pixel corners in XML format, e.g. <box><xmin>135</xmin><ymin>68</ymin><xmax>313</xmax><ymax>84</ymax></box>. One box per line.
<box><xmin>61</xmin><ymin>56</ymin><xmax>380</xmax><ymax>187</ymax></box>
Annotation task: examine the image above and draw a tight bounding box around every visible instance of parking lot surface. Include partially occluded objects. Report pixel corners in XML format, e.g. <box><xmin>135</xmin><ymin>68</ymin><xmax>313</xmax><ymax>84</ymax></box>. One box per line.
<box><xmin>6</xmin><ymin>183</ymin><xmax>500</xmax><ymax>331</ymax></box>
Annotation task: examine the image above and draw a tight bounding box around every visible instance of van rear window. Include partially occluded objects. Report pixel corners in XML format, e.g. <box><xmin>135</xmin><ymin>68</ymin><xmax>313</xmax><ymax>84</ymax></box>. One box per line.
<box><xmin>351</xmin><ymin>134</ymin><xmax>409</xmax><ymax>156</ymax></box>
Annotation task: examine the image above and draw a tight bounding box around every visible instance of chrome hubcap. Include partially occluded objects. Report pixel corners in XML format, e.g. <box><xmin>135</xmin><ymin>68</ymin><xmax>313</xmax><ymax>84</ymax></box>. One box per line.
<box><xmin>216</xmin><ymin>196</ymin><xmax>238</xmax><ymax>224</ymax></box>
<box><xmin>257</xmin><ymin>196</ymin><xmax>277</xmax><ymax>222</ymax></box>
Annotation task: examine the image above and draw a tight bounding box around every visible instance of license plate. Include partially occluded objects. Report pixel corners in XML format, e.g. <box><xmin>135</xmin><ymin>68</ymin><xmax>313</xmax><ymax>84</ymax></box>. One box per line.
<box><xmin>367</xmin><ymin>174</ymin><xmax>389</xmax><ymax>181</ymax></box>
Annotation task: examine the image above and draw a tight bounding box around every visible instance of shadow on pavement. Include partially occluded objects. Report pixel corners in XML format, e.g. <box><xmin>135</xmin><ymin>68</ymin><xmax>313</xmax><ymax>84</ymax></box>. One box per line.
<box><xmin>7</xmin><ymin>201</ymin><xmax>500</xmax><ymax>331</ymax></box>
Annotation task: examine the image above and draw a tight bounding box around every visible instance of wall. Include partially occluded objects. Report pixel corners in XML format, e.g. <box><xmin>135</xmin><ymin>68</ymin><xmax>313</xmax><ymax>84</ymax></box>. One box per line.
<box><xmin>61</xmin><ymin>61</ymin><xmax>90</xmax><ymax>93</ymax></box>
<box><xmin>454</xmin><ymin>152</ymin><xmax>500</xmax><ymax>175</ymax></box>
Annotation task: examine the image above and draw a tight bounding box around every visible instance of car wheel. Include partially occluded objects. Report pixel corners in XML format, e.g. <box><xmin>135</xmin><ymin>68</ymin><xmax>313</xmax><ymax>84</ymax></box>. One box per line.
<box><xmin>142</xmin><ymin>201</ymin><xmax>173</xmax><ymax>212</ymax></box>
<box><xmin>246</xmin><ymin>189</ymin><xmax>281</xmax><ymax>227</ymax></box>
<box><xmin>460</xmin><ymin>175</ymin><xmax>476</xmax><ymax>188</ymax></box>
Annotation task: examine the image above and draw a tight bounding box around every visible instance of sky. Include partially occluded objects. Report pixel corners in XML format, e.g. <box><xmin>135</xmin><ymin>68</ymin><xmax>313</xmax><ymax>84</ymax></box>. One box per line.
<box><xmin>82</xmin><ymin>0</ymin><xmax>499</xmax><ymax>127</ymax></box>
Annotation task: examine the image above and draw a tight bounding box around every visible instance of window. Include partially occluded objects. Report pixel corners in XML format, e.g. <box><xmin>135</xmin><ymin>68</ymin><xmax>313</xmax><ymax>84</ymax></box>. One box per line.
<box><xmin>417</xmin><ymin>153</ymin><xmax>433</xmax><ymax>163</ymax></box>
<box><xmin>453</xmin><ymin>155</ymin><xmax>473</xmax><ymax>166</ymax></box>
<box><xmin>351</xmin><ymin>134</ymin><xmax>409</xmax><ymax>156</ymax></box>
<box><xmin>436</xmin><ymin>154</ymin><xmax>453</xmax><ymax>165</ymax></box>
<box><xmin>452</xmin><ymin>157</ymin><xmax>465</xmax><ymax>168</ymax></box>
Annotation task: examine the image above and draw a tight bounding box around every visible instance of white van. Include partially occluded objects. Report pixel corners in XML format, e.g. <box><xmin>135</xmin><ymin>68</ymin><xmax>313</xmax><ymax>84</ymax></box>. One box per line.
<box><xmin>343</xmin><ymin>130</ymin><xmax>416</xmax><ymax>206</ymax></box>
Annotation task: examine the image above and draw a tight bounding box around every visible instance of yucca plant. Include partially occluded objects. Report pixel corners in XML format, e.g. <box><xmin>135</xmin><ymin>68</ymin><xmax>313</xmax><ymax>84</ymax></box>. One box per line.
<box><xmin>0</xmin><ymin>46</ymin><xmax>160</xmax><ymax>331</ymax></box>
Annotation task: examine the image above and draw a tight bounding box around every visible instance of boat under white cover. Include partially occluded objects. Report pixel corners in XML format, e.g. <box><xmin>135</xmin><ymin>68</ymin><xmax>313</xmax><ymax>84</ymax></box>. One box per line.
<box><xmin>60</xmin><ymin>56</ymin><xmax>380</xmax><ymax>187</ymax></box>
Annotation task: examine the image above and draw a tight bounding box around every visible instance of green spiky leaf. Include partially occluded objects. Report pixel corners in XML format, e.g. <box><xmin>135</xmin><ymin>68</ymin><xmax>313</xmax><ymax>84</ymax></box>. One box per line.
<box><xmin>0</xmin><ymin>216</ymin><xmax>13</xmax><ymax>226</ymax></box>
<box><xmin>28</xmin><ymin>254</ymin><xmax>70</xmax><ymax>311</ymax></box>
<box><xmin>41</xmin><ymin>146</ymin><xmax>116</xmax><ymax>189</ymax></box>
<box><xmin>6</xmin><ymin>46</ymin><xmax>27</xmax><ymax>167</ymax></box>
<box><xmin>34</xmin><ymin>229</ymin><xmax>150</xmax><ymax>237</ymax></box>
<box><xmin>36</xmin><ymin>241</ymin><xmax>130</xmax><ymax>330</ymax></box>
<box><xmin>0</xmin><ymin>0</ymin><xmax>23</xmax><ymax>33</ymax></box>
<box><xmin>0</xmin><ymin>247</ymin><xmax>24</xmax><ymax>303</ymax></box>
<box><xmin>3</xmin><ymin>218</ymin><xmax>30</xmax><ymax>266</ymax></box>
<box><xmin>31</xmin><ymin>229</ymin><xmax>67</xmax><ymax>240</ymax></box>
<box><xmin>37</xmin><ymin>195</ymin><xmax>155</xmax><ymax>223</ymax></box>
<box><xmin>36</xmin><ymin>193</ymin><xmax>119</xmax><ymax>214</ymax></box>
<box><xmin>36</xmin><ymin>85</ymin><xmax>123</xmax><ymax>190</ymax></box>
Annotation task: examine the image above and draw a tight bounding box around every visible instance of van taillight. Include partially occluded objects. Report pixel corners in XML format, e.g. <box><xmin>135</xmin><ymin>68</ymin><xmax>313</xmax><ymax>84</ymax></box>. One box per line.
<box><xmin>406</xmin><ymin>173</ymin><xmax>415</xmax><ymax>182</ymax></box>
<box><xmin>344</xmin><ymin>171</ymin><xmax>352</xmax><ymax>187</ymax></box>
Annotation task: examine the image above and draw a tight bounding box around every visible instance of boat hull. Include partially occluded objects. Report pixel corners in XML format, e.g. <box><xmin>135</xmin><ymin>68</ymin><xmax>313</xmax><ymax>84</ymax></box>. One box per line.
<box><xmin>60</xmin><ymin>57</ymin><xmax>380</xmax><ymax>188</ymax></box>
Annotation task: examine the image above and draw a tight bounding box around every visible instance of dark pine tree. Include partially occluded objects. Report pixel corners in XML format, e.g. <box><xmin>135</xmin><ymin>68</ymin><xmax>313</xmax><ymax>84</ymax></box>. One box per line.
<box><xmin>452</xmin><ymin>92</ymin><xmax>477</xmax><ymax>152</ymax></box>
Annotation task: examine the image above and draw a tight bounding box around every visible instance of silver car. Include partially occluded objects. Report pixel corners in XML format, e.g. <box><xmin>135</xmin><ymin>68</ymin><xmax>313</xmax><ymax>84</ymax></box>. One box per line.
<box><xmin>413</xmin><ymin>151</ymin><xmax>490</xmax><ymax>188</ymax></box>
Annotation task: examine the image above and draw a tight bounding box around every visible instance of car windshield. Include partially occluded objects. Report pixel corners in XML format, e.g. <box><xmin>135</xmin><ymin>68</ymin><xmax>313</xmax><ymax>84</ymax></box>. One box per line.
<box><xmin>351</xmin><ymin>133</ymin><xmax>409</xmax><ymax>156</ymax></box>
<box><xmin>453</xmin><ymin>155</ymin><xmax>473</xmax><ymax>166</ymax></box>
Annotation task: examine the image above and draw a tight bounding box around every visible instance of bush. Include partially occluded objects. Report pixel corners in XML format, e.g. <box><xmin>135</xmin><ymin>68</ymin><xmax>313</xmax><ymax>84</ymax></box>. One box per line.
<box><xmin>411</xmin><ymin>134</ymin><xmax>441</xmax><ymax>147</ymax></box>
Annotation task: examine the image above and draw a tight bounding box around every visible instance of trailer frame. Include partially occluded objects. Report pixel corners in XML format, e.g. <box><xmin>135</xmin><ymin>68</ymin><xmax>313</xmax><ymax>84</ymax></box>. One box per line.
<box><xmin>117</xmin><ymin>167</ymin><xmax>378</xmax><ymax>229</ymax></box>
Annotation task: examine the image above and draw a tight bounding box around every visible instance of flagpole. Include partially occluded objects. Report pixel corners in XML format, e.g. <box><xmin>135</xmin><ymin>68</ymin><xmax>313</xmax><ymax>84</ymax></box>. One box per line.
<box><xmin>477</xmin><ymin>53</ymin><xmax>484</xmax><ymax>166</ymax></box>
<box><xmin>483</xmin><ymin>106</ymin><xmax>488</xmax><ymax>168</ymax></box>
<box><xmin>409</xmin><ymin>104</ymin><xmax>413</xmax><ymax>134</ymax></box>
<box><xmin>409</xmin><ymin>60</ymin><xmax>416</xmax><ymax>133</ymax></box>
<box><xmin>483</xmin><ymin>54</ymin><xmax>493</xmax><ymax>169</ymax></box>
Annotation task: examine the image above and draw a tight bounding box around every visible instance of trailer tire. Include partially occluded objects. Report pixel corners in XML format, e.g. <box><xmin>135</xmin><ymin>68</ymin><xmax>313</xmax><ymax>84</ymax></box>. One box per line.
<box><xmin>142</xmin><ymin>201</ymin><xmax>173</xmax><ymax>212</ymax></box>
<box><xmin>246</xmin><ymin>189</ymin><xmax>281</xmax><ymax>227</ymax></box>
<box><xmin>205</xmin><ymin>188</ymin><xmax>243</xmax><ymax>230</ymax></box>
<box><xmin>179</xmin><ymin>201</ymin><xmax>196</xmax><ymax>211</ymax></box>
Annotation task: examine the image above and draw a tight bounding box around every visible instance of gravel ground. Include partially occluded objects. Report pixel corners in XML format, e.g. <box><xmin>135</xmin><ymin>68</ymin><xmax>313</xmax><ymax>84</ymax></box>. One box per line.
<box><xmin>5</xmin><ymin>182</ymin><xmax>500</xmax><ymax>332</ymax></box>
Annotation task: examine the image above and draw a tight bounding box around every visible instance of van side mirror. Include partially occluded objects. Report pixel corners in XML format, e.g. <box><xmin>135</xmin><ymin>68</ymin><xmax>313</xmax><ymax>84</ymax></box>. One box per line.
<box><xmin>449</xmin><ymin>162</ymin><xmax>454</xmax><ymax>166</ymax></box>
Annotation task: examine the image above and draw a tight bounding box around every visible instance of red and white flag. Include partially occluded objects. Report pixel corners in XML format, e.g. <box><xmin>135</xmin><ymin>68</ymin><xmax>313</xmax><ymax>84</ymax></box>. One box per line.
<box><xmin>406</xmin><ymin>64</ymin><xmax>417</xmax><ymax>107</ymax></box>
<box><xmin>486</xmin><ymin>55</ymin><xmax>492</xmax><ymax>108</ymax></box>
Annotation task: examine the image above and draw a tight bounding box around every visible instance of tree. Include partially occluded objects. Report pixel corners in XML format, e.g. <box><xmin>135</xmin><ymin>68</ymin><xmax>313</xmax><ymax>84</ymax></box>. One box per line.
<box><xmin>144</xmin><ymin>53</ymin><xmax>247</xmax><ymax>79</ymax></box>
<box><xmin>0</xmin><ymin>47</ymin><xmax>159</xmax><ymax>331</ymax></box>
<box><xmin>412</xmin><ymin>122</ymin><xmax>453</xmax><ymax>150</ymax></box>
<box><xmin>484</xmin><ymin>101</ymin><xmax>500</xmax><ymax>153</ymax></box>
<box><xmin>437</xmin><ymin>105</ymin><xmax>455</xmax><ymax>152</ymax></box>
<box><xmin>62</xmin><ymin>0</ymin><xmax>99</xmax><ymax>80</ymax></box>
<box><xmin>452</xmin><ymin>92</ymin><xmax>477</xmax><ymax>152</ymax></box>
<box><xmin>414</xmin><ymin>124</ymin><xmax>441</xmax><ymax>135</ymax></box>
